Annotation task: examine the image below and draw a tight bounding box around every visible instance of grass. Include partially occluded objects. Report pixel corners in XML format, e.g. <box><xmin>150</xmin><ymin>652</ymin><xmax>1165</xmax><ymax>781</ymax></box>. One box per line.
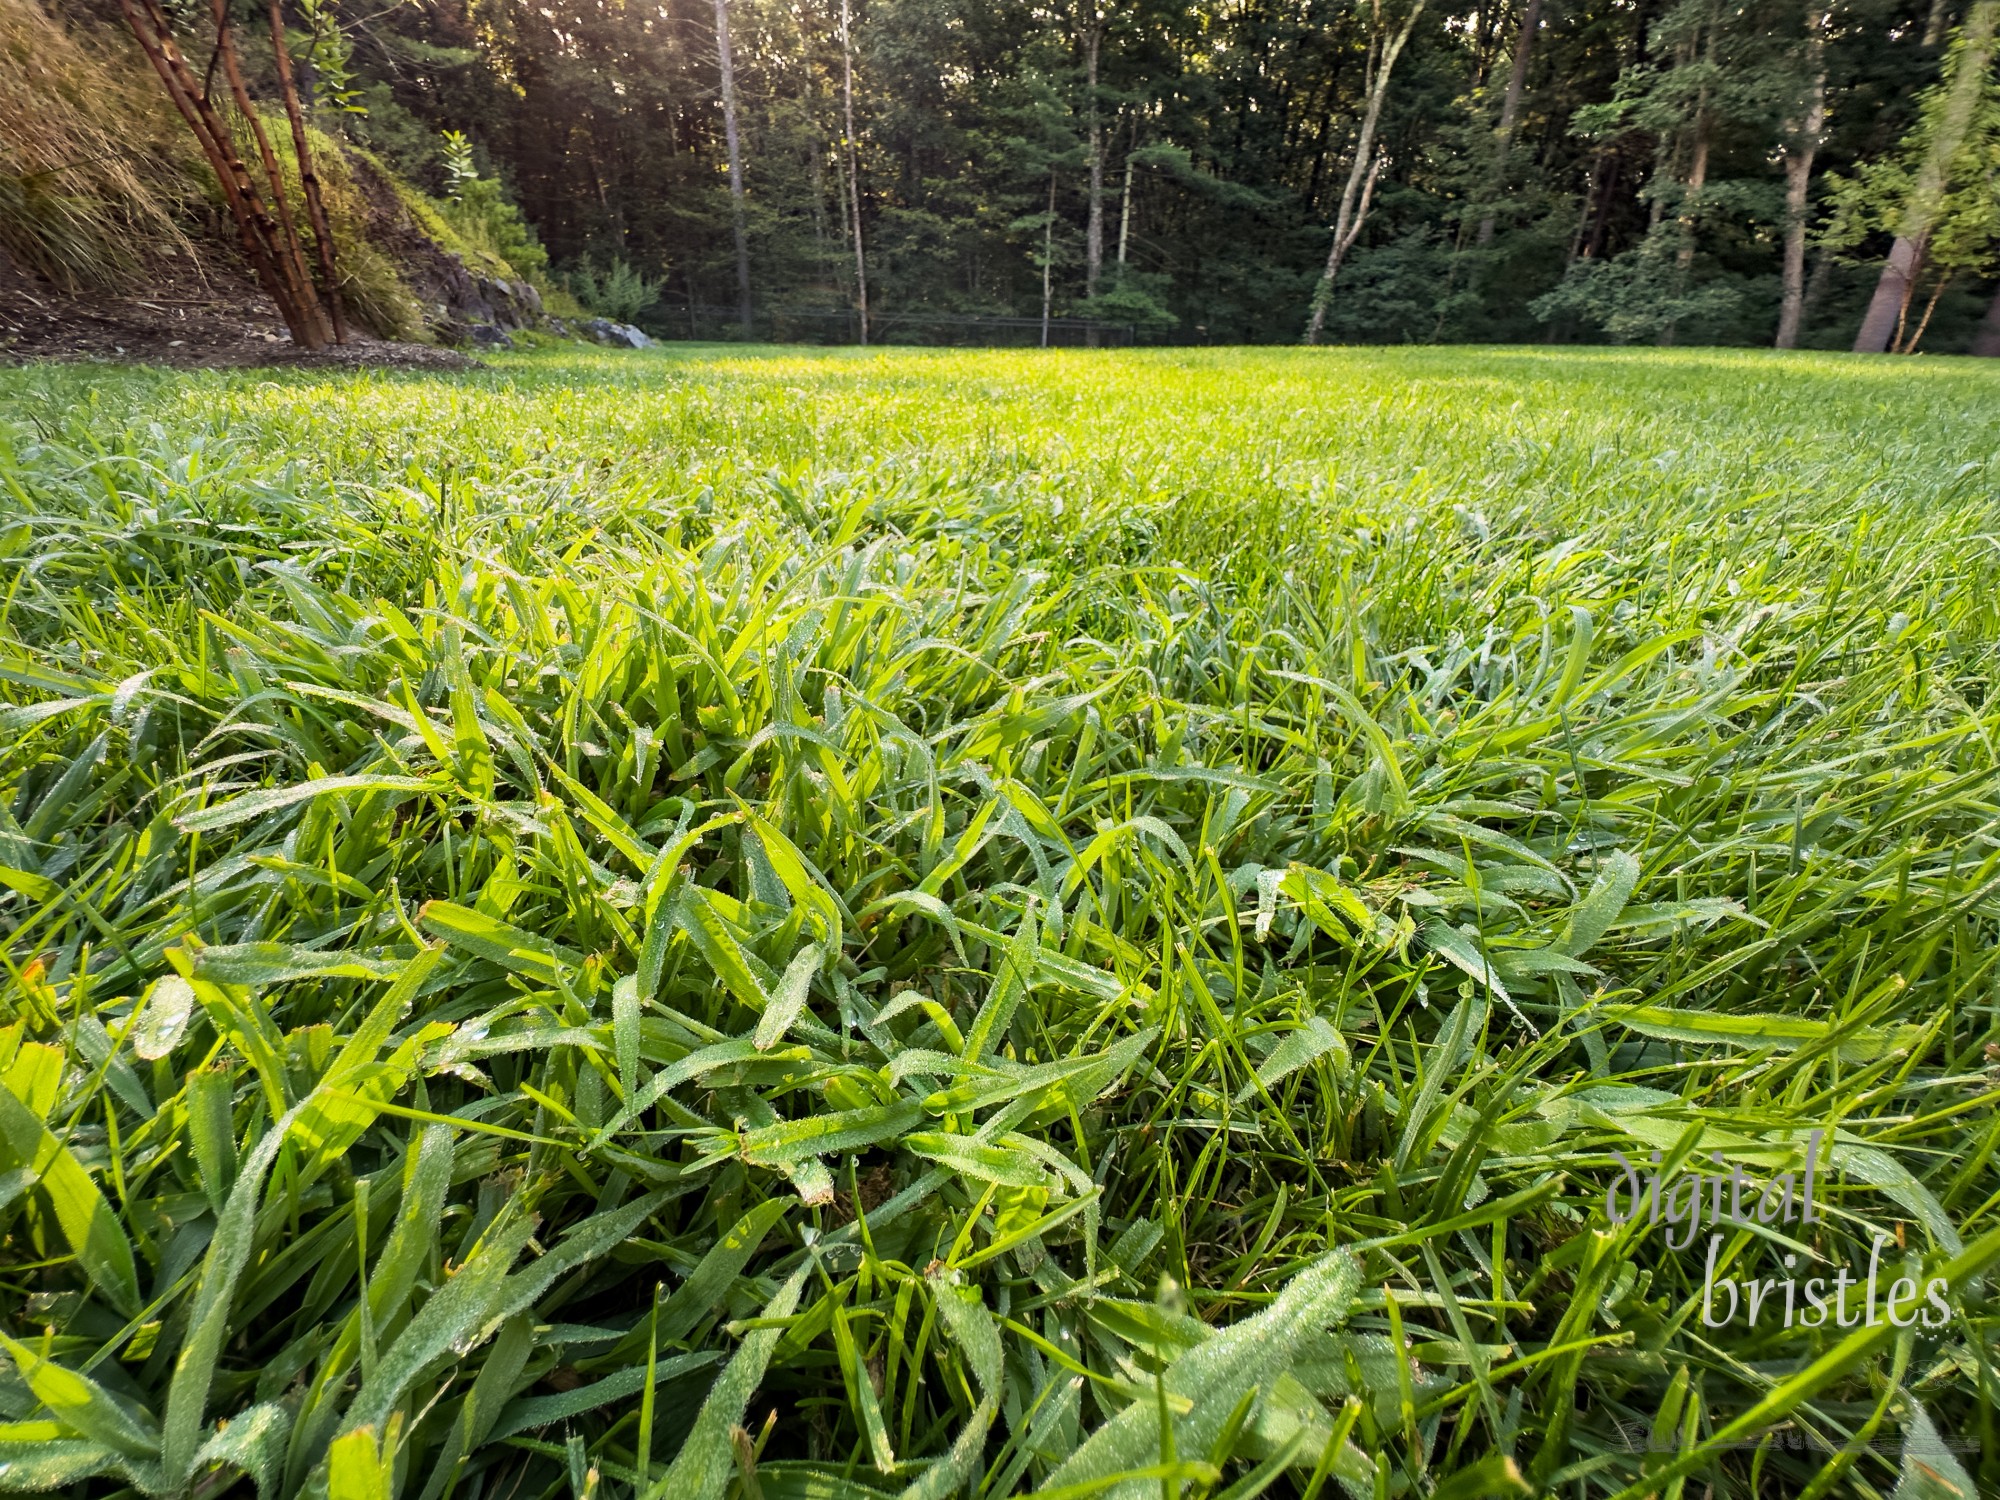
<box><xmin>0</xmin><ymin>0</ymin><xmax>194</xmax><ymax>290</ymax></box>
<box><xmin>2</xmin><ymin>342</ymin><xmax>1999</xmax><ymax>1500</ymax></box>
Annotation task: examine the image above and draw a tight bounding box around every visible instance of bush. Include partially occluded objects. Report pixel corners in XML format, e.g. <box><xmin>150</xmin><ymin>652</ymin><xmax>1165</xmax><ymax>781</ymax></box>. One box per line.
<box><xmin>564</xmin><ymin>255</ymin><xmax>663</xmax><ymax>323</ymax></box>
<box><xmin>1530</xmin><ymin>227</ymin><xmax>1751</xmax><ymax>344</ymax></box>
<box><xmin>440</xmin><ymin>176</ymin><xmax>549</xmax><ymax>283</ymax></box>
<box><xmin>1076</xmin><ymin>267</ymin><xmax>1180</xmax><ymax>336</ymax></box>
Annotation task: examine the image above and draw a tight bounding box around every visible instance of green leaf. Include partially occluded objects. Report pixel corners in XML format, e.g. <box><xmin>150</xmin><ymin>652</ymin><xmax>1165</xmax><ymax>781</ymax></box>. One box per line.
<box><xmin>0</xmin><ymin>1089</ymin><xmax>141</xmax><ymax>1317</ymax></box>
<box><xmin>648</xmin><ymin>1266</ymin><xmax>809</xmax><ymax>1500</ymax></box>
<box><xmin>830</xmin><ymin>1295</ymin><xmax>895</xmax><ymax>1473</ymax></box>
<box><xmin>1892</xmin><ymin>1397</ymin><xmax>1977</xmax><ymax>1500</ymax></box>
<box><xmin>327</xmin><ymin>1428</ymin><xmax>391</xmax><ymax>1500</ymax></box>
<box><xmin>418</xmin><ymin>901</ymin><xmax>581</xmax><ymax>982</ymax></box>
<box><xmin>737</xmin><ymin>1102</ymin><xmax>926</xmax><ymax>1167</ymax></box>
<box><xmin>341</xmin><ymin>1211</ymin><xmax>537</xmax><ymax>1436</ymax></box>
<box><xmin>490</xmin><ymin>1354</ymin><xmax>718</xmax><ymax>1440</ymax></box>
<box><xmin>614</xmin><ymin>975</ymin><xmax>643</xmax><ymax>1100</ymax></box>
<box><xmin>658</xmin><ymin>1198</ymin><xmax>790</xmax><ymax>1344</ymax></box>
<box><xmin>175</xmin><ymin>775</ymin><xmax>436</xmax><ymax>834</ymax></box>
<box><xmin>191</xmin><ymin>1401</ymin><xmax>292</xmax><ymax>1499</ymax></box>
<box><xmin>1603</xmin><ymin>1003</ymin><xmax>1926</xmax><ymax>1063</ymax></box>
<box><xmin>1554</xmin><ymin>848</ymin><xmax>1640</xmax><ymax>957</ymax></box>
<box><xmin>129</xmin><ymin>975</ymin><xmax>195</xmax><ymax>1061</ymax></box>
<box><xmin>192</xmin><ymin>943</ymin><xmax>408</xmax><ymax>987</ymax></box>
<box><xmin>185</xmin><ymin>1067</ymin><xmax>237</xmax><ymax>1213</ymax></box>
<box><xmin>903</xmin><ymin>1131</ymin><xmax>1046</xmax><ymax>1187</ymax></box>
<box><xmin>897</xmin><ymin>1280</ymin><xmax>1004</xmax><ymax>1500</ymax></box>
<box><xmin>1235</xmin><ymin>1017</ymin><xmax>1348</xmax><ymax>1103</ymax></box>
<box><xmin>0</xmin><ymin>1440</ymin><xmax>139</xmax><ymax>1492</ymax></box>
<box><xmin>962</xmin><ymin>904</ymin><xmax>1041</xmax><ymax>1061</ymax></box>
<box><xmin>1041</xmin><ymin>1250</ymin><xmax>1362</xmax><ymax>1498</ymax></box>
<box><xmin>754</xmin><ymin>941</ymin><xmax>825</xmax><ymax>1051</ymax></box>
<box><xmin>364</xmin><ymin>1124</ymin><xmax>458</xmax><ymax>1327</ymax></box>
<box><xmin>0</xmin><ymin>1335</ymin><xmax>159</xmax><ymax>1458</ymax></box>
<box><xmin>163</xmin><ymin>1094</ymin><xmax>318</xmax><ymax>1486</ymax></box>
<box><xmin>675</xmin><ymin>885</ymin><xmax>773</xmax><ymax>1014</ymax></box>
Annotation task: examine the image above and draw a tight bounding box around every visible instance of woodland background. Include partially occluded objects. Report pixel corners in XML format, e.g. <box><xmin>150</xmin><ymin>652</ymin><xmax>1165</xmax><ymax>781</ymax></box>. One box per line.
<box><xmin>9</xmin><ymin>0</ymin><xmax>2000</xmax><ymax>351</ymax></box>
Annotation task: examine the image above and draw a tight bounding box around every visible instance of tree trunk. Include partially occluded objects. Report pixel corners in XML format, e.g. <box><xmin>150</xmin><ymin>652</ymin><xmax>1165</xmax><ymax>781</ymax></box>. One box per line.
<box><xmin>1476</xmin><ymin>0</ymin><xmax>1540</xmax><ymax>246</ymax></box>
<box><xmin>1577</xmin><ymin>149</ymin><xmax>1619</xmax><ymax>261</ymax></box>
<box><xmin>1083</xmin><ymin>8</ymin><xmax>1104</xmax><ymax>303</ymax></box>
<box><xmin>1972</xmin><ymin>282</ymin><xmax>2000</xmax><ymax>355</ymax></box>
<box><xmin>212</xmin><ymin>0</ymin><xmax>329</xmax><ymax>347</ymax></box>
<box><xmin>840</xmin><ymin>0</ymin><xmax>869</xmax><ymax>345</ymax></box>
<box><xmin>1673</xmin><ymin>114</ymin><xmax>1708</xmax><ymax>277</ymax></box>
<box><xmin>1117</xmin><ymin>143</ymin><xmax>1135</xmax><ymax>266</ymax></box>
<box><xmin>1041</xmin><ymin>169</ymin><xmax>1056</xmax><ymax>347</ymax></box>
<box><xmin>268</xmin><ymin>0</ymin><xmax>343</xmax><ymax>342</ymax></box>
<box><xmin>113</xmin><ymin>0</ymin><xmax>327</xmax><ymax>348</ymax></box>
<box><xmin>1855</xmin><ymin>236</ymin><xmax>1924</xmax><ymax>353</ymax></box>
<box><xmin>1898</xmin><ymin>272</ymin><xmax>1952</xmax><ymax>352</ymax></box>
<box><xmin>1775</xmin><ymin>2</ymin><xmax>1827</xmax><ymax>350</ymax></box>
<box><xmin>1672</xmin><ymin>16</ymin><xmax>1715</xmax><ymax>285</ymax></box>
<box><xmin>1304</xmin><ymin>0</ymin><xmax>1427</xmax><ymax>344</ymax></box>
<box><xmin>714</xmin><ymin>0</ymin><xmax>752</xmax><ymax>336</ymax></box>
<box><xmin>1855</xmin><ymin>0</ymin><xmax>1998</xmax><ymax>351</ymax></box>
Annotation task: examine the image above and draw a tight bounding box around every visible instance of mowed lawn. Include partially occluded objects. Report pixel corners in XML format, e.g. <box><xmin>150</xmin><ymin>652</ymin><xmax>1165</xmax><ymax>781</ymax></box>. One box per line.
<box><xmin>3</xmin><ymin>345</ymin><xmax>1999</xmax><ymax>1499</ymax></box>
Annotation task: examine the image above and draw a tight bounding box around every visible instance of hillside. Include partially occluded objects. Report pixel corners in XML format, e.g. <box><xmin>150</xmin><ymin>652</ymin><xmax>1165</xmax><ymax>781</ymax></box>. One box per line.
<box><xmin>0</xmin><ymin>0</ymin><xmax>566</xmax><ymax>364</ymax></box>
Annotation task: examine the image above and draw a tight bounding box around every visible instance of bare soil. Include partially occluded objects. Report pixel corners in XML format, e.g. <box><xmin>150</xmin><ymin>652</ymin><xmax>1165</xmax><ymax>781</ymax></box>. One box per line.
<box><xmin>0</xmin><ymin>247</ymin><xmax>478</xmax><ymax>371</ymax></box>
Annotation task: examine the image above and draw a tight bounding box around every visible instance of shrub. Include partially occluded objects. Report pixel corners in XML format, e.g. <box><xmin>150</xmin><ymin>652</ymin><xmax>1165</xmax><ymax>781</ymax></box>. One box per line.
<box><xmin>434</xmin><ymin>130</ymin><xmax>549</xmax><ymax>283</ymax></box>
<box><xmin>564</xmin><ymin>254</ymin><xmax>663</xmax><ymax>322</ymax></box>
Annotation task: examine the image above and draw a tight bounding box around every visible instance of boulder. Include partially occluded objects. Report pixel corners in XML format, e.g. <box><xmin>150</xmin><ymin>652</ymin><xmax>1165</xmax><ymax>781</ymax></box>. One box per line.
<box><xmin>580</xmin><ymin>317</ymin><xmax>653</xmax><ymax>349</ymax></box>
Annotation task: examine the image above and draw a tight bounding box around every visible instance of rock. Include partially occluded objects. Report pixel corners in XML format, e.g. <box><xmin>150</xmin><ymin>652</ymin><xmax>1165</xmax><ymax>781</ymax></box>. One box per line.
<box><xmin>469</xmin><ymin>276</ymin><xmax>543</xmax><ymax>329</ymax></box>
<box><xmin>334</xmin><ymin>153</ymin><xmax>563</xmax><ymax>344</ymax></box>
<box><xmin>439</xmin><ymin>321</ymin><xmax>513</xmax><ymax>349</ymax></box>
<box><xmin>580</xmin><ymin>317</ymin><xmax>653</xmax><ymax>349</ymax></box>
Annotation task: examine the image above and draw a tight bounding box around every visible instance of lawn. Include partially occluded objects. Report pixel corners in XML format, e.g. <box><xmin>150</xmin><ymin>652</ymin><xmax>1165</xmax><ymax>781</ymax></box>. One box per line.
<box><xmin>3</xmin><ymin>344</ymin><xmax>1999</xmax><ymax>1499</ymax></box>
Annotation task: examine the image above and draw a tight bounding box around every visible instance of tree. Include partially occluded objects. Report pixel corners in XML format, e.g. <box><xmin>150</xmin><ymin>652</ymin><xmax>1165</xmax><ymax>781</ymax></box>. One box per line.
<box><xmin>269</xmin><ymin>0</ymin><xmax>345</xmax><ymax>341</ymax></box>
<box><xmin>1305</xmin><ymin>0</ymin><xmax>1430</xmax><ymax>344</ymax></box>
<box><xmin>1539</xmin><ymin>0</ymin><xmax>1801</xmax><ymax>345</ymax></box>
<box><xmin>1775</xmin><ymin>0</ymin><xmax>1829</xmax><ymax>349</ymax></box>
<box><xmin>1476</xmin><ymin>0</ymin><xmax>1543</xmax><ymax>246</ymax></box>
<box><xmin>114</xmin><ymin>0</ymin><xmax>338</xmax><ymax>347</ymax></box>
<box><xmin>1850</xmin><ymin>0</ymin><xmax>2000</xmax><ymax>351</ymax></box>
<box><xmin>840</xmin><ymin>0</ymin><xmax>870</xmax><ymax>343</ymax></box>
<box><xmin>1081</xmin><ymin>1</ymin><xmax>1105</xmax><ymax>307</ymax></box>
<box><xmin>715</xmin><ymin>0</ymin><xmax>753</xmax><ymax>334</ymax></box>
<box><xmin>1829</xmin><ymin>115</ymin><xmax>2000</xmax><ymax>351</ymax></box>
<box><xmin>299</xmin><ymin>0</ymin><xmax>1965</xmax><ymax>349</ymax></box>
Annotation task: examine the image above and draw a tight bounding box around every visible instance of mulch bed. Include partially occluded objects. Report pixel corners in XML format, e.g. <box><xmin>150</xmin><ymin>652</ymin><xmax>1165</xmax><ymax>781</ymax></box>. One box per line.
<box><xmin>0</xmin><ymin>247</ymin><xmax>479</xmax><ymax>371</ymax></box>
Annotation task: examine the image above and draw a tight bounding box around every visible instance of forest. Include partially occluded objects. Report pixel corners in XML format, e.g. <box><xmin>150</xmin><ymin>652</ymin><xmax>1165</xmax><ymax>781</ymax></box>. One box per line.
<box><xmin>66</xmin><ymin>0</ymin><xmax>2000</xmax><ymax>352</ymax></box>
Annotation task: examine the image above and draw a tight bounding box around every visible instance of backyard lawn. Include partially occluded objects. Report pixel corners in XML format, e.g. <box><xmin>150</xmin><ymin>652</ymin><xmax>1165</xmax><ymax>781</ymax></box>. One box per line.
<box><xmin>3</xmin><ymin>344</ymin><xmax>1999</xmax><ymax>1497</ymax></box>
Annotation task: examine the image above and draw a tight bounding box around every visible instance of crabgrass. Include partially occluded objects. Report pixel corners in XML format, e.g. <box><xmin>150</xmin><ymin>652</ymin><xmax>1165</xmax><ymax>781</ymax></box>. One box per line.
<box><xmin>2</xmin><ymin>343</ymin><xmax>2000</xmax><ymax>1500</ymax></box>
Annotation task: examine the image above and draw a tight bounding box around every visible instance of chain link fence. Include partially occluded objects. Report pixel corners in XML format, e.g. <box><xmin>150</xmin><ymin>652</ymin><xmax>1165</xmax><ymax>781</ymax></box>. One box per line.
<box><xmin>647</xmin><ymin>304</ymin><xmax>1138</xmax><ymax>347</ymax></box>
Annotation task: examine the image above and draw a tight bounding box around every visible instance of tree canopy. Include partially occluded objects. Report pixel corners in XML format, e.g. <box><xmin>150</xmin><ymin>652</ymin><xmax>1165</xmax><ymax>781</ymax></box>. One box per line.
<box><xmin>217</xmin><ymin>0</ymin><xmax>2000</xmax><ymax>347</ymax></box>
